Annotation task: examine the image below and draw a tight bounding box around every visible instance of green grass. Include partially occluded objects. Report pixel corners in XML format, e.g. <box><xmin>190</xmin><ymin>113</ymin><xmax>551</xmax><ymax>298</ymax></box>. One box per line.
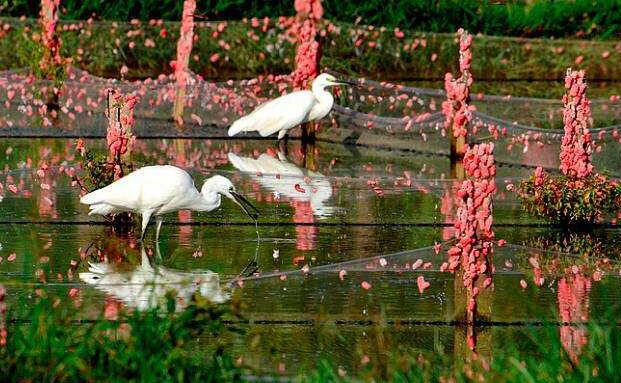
<box><xmin>3</xmin><ymin>16</ymin><xmax>621</xmax><ymax>88</ymax></box>
<box><xmin>4</xmin><ymin>0</ymin><xmax>621</xmax><ymax>40</ymax></box>
<box><xmin>0</xmin><ymin>288</ymin><xmax>244</xmax><ymax>382</ymax></box>
<box><xmin>2</xmin><ymin>280</ymin><xmax>621</xmax><ymax>382</ymax></box>
<box><xmin>299</xmin><ymin>322</ymin><xmax>621</xmax><ymax>382</ymax></box>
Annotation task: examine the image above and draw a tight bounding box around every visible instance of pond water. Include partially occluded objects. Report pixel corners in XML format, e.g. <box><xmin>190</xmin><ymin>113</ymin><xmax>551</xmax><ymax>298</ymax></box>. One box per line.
<box><xmin>1</xmin><ymin>136</ymin><xmax>621</xmax><ymax>377</ymax></box>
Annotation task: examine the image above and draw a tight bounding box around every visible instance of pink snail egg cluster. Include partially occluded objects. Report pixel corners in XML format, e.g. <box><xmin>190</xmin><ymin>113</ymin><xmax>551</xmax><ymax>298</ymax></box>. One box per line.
<box><xmin>560</xmin><ymin>69</ymin><xmax>593</xmax><ymax>179</ymax></box>
<box><xmin>442</xmin><ymin>29</ymin><xmax>474</xmax><ymax>139</ymax></box>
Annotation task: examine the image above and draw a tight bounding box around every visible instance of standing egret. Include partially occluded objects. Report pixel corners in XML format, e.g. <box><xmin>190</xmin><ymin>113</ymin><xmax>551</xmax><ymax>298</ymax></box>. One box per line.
<box><xmin>80</xmin><ymin>165</ymin><xmax>259</xmax><ymax>240</ymax></box>
<box><xmin>227</xmin><ymin>73</ymin><xmax>356</xmax><ymax>140</ymax></box>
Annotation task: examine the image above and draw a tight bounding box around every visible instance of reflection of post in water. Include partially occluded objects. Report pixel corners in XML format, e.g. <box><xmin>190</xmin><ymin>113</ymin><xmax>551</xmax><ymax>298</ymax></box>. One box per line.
<box><xmin>301</xmin><ymin>121</ymin><xmax>317</xmax><ymax>147</ymax></box>
<box><xmin>558</xmin><ymin>271</ymin><xmax>591</xmax><ymax>364</ymax></box>
<box><xmin>453</xmin><ymin>269</ymin><xmax>493</xmax><ymax>362</ymax></box>
<box><xmin>173</xmin><ymin>139</ymin><xmax>188</xmax><ymax>167</ymax></box>
<box><xmin>291</xmin><ymin>200</ymin><xmax>317</xmax><ymax>251</ymax></box>
<box><xmin>177</xmin><ymin>210</ymin><xmax>193</xmax><ymax>244</ymax></box>
<box><xmin>0</xmin><ymin>284</ymin><xmax>6</xmax><ymax>347</ymax></box>
<box><xmin>301</xmin><ymin>135</ymin><xmax>317</xmax><ymax>171</ymax></box>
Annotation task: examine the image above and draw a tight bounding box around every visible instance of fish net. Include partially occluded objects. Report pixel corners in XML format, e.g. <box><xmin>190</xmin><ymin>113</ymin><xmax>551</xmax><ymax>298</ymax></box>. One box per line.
<box><xmin>2</xmin><ymin>65</ymin><xmax>621</xmax><ymax>175</ymax></box>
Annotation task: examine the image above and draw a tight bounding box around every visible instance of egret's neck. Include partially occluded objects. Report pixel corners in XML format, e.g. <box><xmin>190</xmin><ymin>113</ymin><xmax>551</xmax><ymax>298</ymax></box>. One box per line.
<box><xmin>191</xmin><ymin>190</ymin><xmax>221</xmax><ymax>212</ymax></box>
<box><xmin>312</xmin><ymin>82</ymin><xmax>334</xmax><ymax>106</ymax></box>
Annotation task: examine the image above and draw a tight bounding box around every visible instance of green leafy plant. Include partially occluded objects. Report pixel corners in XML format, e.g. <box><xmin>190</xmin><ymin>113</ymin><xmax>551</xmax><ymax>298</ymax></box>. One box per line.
<box><xmin>0</xmin><ymin>288</ymin><xmax>243</xmax><ymax>382</ymax></box>
<box><xmin>518</xmin><ymin>172</ymin><xmax>621</xmax><ymax>226</ymax></box>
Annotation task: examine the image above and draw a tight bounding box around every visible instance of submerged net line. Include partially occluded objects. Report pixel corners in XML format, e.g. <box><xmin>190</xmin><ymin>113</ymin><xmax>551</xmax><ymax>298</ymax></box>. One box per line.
<box><xmin>239</xmin><ymin>243</ymin><xmax>621</xmax><ymax>284</ymax></box>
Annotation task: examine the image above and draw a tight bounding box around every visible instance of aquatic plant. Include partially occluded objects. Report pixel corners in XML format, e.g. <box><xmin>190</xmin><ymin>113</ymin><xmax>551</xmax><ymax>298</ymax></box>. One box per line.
<box><xmin>518</xmin><ymin>69</ymin><xmax>621</xmax><ymax>225</ymax></box>
<box><xmin>518</xmin><ymin>171</ymin><xmax>621</xmax><ymax>225</ymax></box>
<box><xmin>8</xmin><ymin>0</ymin><xmax>621</xmax><ymax>40</ymax></box>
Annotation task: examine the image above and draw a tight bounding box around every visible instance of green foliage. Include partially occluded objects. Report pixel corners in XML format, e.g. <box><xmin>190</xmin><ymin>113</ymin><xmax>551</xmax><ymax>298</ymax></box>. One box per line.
<box><xmin>3</xmin><ymin>17</ymin><xmax>621</xmax><ymax>85</ymax></box>
<box><xmin>300</xmin><ymin>320</ymin><xmax>621</xmax><ymax>382</ymax></box>
<box><xmin>80</xmin><ymin>149</ymin><xmax>128</xmax><ymax>191</ymax></box>
<box><xmin>4</xmin><ymin>0</ymin><xmax>621</xmax><ymax>39</ymax></box>
<box><xmin>0</xmin><ymin>290</ymin><xmax>243</xmax><ymax>382</ymax></box>
<box><xmin>4</xmin><ymin>24</ymin><xmax>66</xmax><ymax>90</ymax></box>
<box><xmin>518</xmin><ymin>172</ymin><xmax>621</xmax><ymax>226</ymax></box>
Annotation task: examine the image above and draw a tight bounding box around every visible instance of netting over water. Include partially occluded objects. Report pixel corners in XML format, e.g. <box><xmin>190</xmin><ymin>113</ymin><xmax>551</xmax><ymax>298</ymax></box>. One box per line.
<box><xmin>1</xmin><ymin>66</ymin><xmax>621</xmax><ymax>174</ymax></box>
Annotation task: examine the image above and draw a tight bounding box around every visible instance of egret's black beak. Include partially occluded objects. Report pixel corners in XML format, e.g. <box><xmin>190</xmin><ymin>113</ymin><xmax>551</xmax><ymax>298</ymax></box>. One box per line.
<box><xmin>230</xmin><ymin>191</ymin><xmax>260</xmax><ymax>221</ymax></box>
<box><xmin>337</xmin><ymin>79</ymin><xmax>358</xmax><ymax>87</ymax></box>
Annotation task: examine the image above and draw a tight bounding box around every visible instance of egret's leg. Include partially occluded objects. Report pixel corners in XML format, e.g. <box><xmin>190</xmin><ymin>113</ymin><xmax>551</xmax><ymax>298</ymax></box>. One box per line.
<box><xmin>278</xmin><ymin>130</ymin><xmax>288</xmax><ymax>155</ymax></box>
<box><xmin>155</xmin><ymin>240</ymin><xmax>163</xmax><ymax>262</ymax></box>
<box><xmin>140</xmin><ymin>211</ymin><xmax>153</xmax><ymax>240</ymax></box>
<box><xmin>140</xmin><ymin>246</ymin><xmax>150</xmax><ymax>268</ymax></box>
<box><xmin>155</xmin><ymin>216</ymin><xmax>163</xmax><ymax>241</ymax></box>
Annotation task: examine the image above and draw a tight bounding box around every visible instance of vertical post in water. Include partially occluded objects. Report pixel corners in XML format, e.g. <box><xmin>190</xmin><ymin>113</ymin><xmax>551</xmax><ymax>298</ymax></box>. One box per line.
<box><xmin>442</xmin><ymin>29</ymin><xmax>473</xmax><ymax>179</ymax></box>
<box><xmin>445</xmin><ymin>143</ymin><xmax>496</xmax><ymax>354</ymax></box>
<box><xmin>106</xmin><ymin>90</ymin><xmax>137</xmax><ymax>232</ymax></box>
<box><xmin>292</xmin><ymin>0</ymin><xmax>323</xmax><ymax>146</ymax></box>
<box><xmin>172</xmin><ymin>0</ymin><xmax>196</xmax><ymax>126</ymax></box>
<box><xmin>39</xmin><ymin>0</ymin><xmax>62</xmax><ymax>110</ymax></box>
<box><xmin>106</xmin><ymin>89</ymin><xmax>137</xmax><ymax>180</ymax></box>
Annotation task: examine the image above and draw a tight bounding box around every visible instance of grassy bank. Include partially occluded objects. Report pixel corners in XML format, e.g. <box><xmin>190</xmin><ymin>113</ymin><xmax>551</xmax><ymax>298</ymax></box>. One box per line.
<box><xmin>2</xmin><ymin>17</ymin><xmax>621</xmax><ymax>86</ymax></box>
<box><xmin>2</xmin><ymin>286</ymin><xmax>620</xmax><ymax>382</ymax></box>
<box><xmin>0</xmin><ymin>288</ymin><xmax>244</xmax><ymax>382</ymax></box>
<box><xmin>3</xmin><ymin>0</ymin><xmax>621</xmax><ymax>40</ymax></box>
<box><xmin>301</xmin><ymin>320</ymin><xmax>621</xmax><ymax>382</ymax></box>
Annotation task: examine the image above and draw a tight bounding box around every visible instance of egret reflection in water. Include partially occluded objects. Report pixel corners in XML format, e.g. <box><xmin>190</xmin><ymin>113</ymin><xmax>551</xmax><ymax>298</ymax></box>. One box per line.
<box><xmin>228</xmin><ymin>150</ymin><xmax>334</xmax><ymax>217</ymax></box>
<box><xmin>79</xmin><ymin>245</ymin><xmax>230</xmax><ymax>311</ymax></box>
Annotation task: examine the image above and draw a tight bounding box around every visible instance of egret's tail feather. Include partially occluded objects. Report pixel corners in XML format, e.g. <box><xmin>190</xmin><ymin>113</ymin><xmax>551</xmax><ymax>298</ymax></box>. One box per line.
<box><xmin>228</xmin><ymin>118</ymin><xmax>252</xmax><ymax>137</ymax></box>
<box><xmin>80</xmin><ymin>188</ymin><xmax>106</xmax><ymax>205</ymax></box>
<box><xmin>226</xmin><ymin>153</ymin><xmax>244</xmax><ymax>169</ymax></box>
<box><xmin>87</xmin><ymin>203</ymin><xmax>117</xmax><ymax>216</ymax></box>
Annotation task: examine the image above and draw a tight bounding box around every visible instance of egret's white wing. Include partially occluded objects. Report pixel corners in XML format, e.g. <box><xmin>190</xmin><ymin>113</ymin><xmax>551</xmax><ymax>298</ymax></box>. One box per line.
<box><xmin>228</xmin><ymin>91</ymin><xmax>316</xmax><ymax>137</ymax></box>
<box><xmin>80</xmin><ymin>166</ymin><xmax>195</xmax><ymax>212</ymax></box>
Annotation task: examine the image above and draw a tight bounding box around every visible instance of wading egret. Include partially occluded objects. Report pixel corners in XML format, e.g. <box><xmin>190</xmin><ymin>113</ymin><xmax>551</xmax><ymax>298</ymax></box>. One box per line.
<box><xmin>79</xmin><ymin>245</ymin><xmax>229</xmax><ymax>311</ymax></box>
<box><xmin>227</xmin><ymin>73</ymin><xmax>356</xmax><ymax>140</ymax></box>
<box><xmin>80</xmin><ymin>165</ymin><xmax>259</xmax><ymax>240</ymax></box>
<box><xmin>228</xmin><ymin>151</ymin><xmax>334</xmax><ymax>217</ymax></box>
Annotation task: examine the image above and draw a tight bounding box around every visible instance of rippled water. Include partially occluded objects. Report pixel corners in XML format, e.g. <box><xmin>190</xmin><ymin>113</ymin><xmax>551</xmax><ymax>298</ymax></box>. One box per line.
<box><xmin>1</xmin><ymin>136</ymin><xmax>621</xmax><ymax>377</ymax></box>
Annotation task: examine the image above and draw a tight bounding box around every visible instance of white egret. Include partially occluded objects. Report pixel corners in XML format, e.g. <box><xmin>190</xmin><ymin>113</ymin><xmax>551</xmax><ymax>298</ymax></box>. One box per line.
<box><xmin>227</xmin><ymin>73</ymin><xmax>356</xmax><ymax>140</ymax></box>
<box><xmin>79</xmin><ymin>246</ymin><xmax>229</xmax><ymax>311</ymax></box>
<box><xmin>228</xmin><ymin>151</ymin><xmax>334</xmax><ymax>217</ymax></box>
<box><xmin>80</xmin><ymin>165</ymin><xmax>259</xmax><ymax>240</ymax></box>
